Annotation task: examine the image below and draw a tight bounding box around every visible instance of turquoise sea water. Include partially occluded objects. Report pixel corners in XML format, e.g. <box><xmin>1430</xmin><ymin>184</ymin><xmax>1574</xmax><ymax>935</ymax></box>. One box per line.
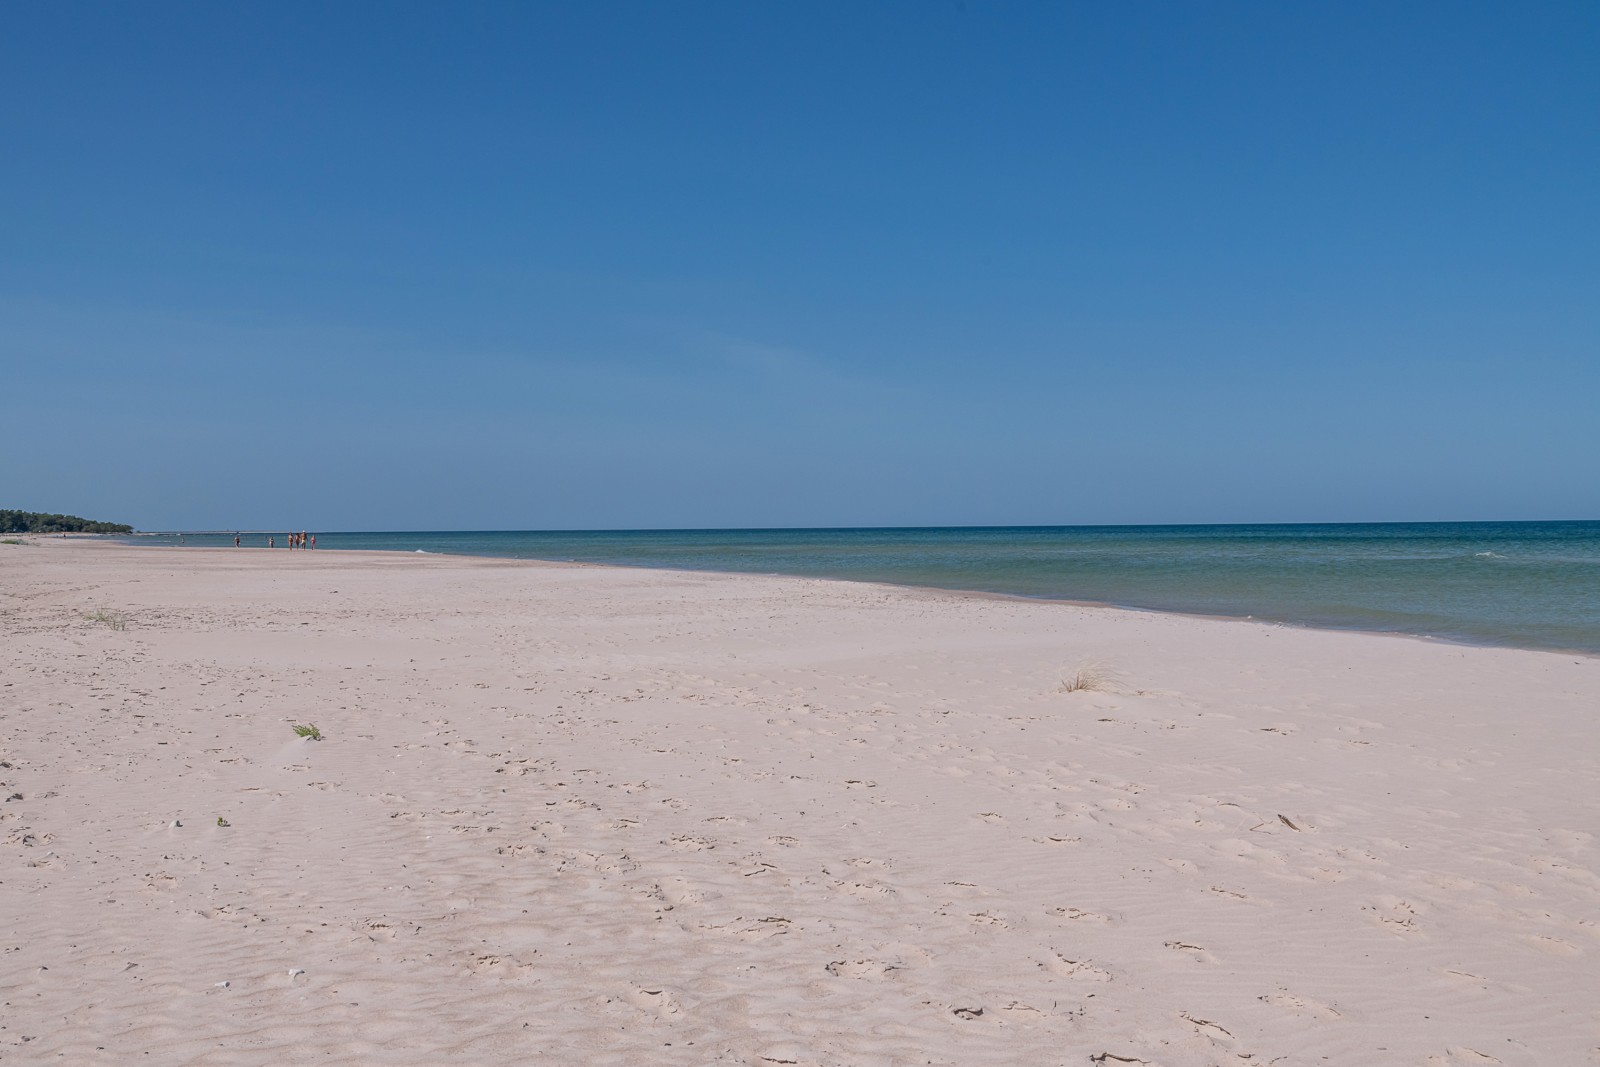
<box><xmin>125</xmin><ymin>522</ymin><xmax>1600</xmax><ymax>655</ymax></box>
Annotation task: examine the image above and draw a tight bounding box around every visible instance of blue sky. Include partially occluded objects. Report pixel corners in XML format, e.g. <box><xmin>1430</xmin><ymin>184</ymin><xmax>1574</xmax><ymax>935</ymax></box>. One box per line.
<box><xmin>3</xmin><ymin>1</ymin><xmax>1596</xmax><ymax>530</ymax></box>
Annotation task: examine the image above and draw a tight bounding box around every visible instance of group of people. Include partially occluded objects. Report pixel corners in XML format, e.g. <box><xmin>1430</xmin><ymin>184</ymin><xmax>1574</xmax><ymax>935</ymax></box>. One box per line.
<box><xmin>231</xmin><ymin>532</ymin><xmax>314</xmax><ymax>549</ymax></box>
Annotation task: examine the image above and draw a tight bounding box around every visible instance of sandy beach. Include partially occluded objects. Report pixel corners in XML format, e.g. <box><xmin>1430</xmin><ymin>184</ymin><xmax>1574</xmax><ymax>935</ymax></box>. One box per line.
<box><xmin>2</xmin><ymin>538</ymin><xmax>1596</xmax><ymax>1066</ymax></box>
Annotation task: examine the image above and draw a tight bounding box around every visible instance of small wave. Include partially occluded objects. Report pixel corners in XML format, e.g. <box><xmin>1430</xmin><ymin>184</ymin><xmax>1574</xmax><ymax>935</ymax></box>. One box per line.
<box><xmin>414</xmin><ymin>549</ymin><xmax>434</xmax><ymax>554</ymax></box>
<box><xmin>1473</xmin><ymin>551</ymin><xmax>1508</xmax><ymax>560</ymax></box>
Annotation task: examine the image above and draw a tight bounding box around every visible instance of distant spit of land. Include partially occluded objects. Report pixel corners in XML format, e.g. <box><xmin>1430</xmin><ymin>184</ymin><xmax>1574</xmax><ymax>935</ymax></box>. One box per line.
<box><xmin>0</xmin><ymin>509</ymin><xmax>133</xmax><ymax>534</ymax></box>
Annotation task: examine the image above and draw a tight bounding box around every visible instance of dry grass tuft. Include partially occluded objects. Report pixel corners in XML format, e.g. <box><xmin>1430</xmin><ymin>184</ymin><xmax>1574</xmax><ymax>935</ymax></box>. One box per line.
<box><xmin>1059</xmin><ymin>665</ymin><xmax>1117</xmax><ymax>694</ymax></box>
<box><xmin>84</xmin><ymin>608</ymin><xmax>130</xmax><ymax>631</ymax></box>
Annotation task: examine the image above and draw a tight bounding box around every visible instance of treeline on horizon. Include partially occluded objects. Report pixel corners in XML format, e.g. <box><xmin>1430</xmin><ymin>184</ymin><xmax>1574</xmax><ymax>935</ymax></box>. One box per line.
<box><xmin>0</xmin><ymin>509</ymin><xmax>134</xmax><ymax>534</ymax></box>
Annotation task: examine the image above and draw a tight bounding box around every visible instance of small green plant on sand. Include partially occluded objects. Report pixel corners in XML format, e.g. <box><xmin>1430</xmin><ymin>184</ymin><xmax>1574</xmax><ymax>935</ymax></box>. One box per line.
<box><xmin>216</xmin><ymin>816</ymin><xmax>230</xmax><ymax>827</ymax></box>
<box><xmin>85</xmin><ymin>608</ymin><xmax>130</xmax><ymax>631</ymax></box>
<box><xmin>292</xmin><ymin>723</ymin><xmax>323</xmax><ymax>741</ymax></box>
<box><xmin>1</xmin><ymin>538</ymin><xmax>28</xmax><ymax>546</ymax></box>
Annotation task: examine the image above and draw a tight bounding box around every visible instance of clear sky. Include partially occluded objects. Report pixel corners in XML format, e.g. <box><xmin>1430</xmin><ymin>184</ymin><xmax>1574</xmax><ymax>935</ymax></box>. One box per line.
<box><xmin>3</xmin><ymin>1</ymin><xmax>1596</xmax><ymax>531</ymax></box>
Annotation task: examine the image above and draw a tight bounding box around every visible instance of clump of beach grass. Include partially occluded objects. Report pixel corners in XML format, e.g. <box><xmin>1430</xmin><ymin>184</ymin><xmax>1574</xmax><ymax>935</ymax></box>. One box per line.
<box><xmin>84</xmin><ymin>608</ymin><xmax>130</xmax><ymax>631</ymax></box>
<box><xmin>1059</xmin><ymin>664</ymin><xmax>1117</xmax><ymax>694</ymax></box>
<box><xmin>1</xmin><ymin>538</ymin><xmax>29</xmax><ymax>546</ymax></box>
<box><xmin>292</xmin><ymin>723</ymin><xmax>324</xmax><ymax>741</ymax></box>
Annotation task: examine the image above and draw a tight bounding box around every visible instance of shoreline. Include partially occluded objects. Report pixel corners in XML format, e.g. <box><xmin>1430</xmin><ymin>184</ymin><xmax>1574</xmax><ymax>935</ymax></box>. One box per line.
<box><xmin>89</xmin><ymin>533</ymin><xmax>1600</xmax><ymax>660</ymax></box>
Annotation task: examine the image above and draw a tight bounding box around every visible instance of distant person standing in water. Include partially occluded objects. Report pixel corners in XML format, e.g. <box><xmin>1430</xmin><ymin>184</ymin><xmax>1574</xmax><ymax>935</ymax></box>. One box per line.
<box><xmin>269</xmin><ymin>536</ymin><xmax>275</xmax><ymax>548</ymax></box>
<box><xmin>309</xmin><ymin>534</ymin><xmax>316</xmax><ymax>549</ymax></box>
<box><xmin>234</xmin><ymin>533</ymin><xmax>241</xmax><ymax>548</ymax></box>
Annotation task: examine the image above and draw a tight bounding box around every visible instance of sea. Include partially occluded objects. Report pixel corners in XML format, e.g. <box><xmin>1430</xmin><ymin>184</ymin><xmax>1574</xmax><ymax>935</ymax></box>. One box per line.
<box><xmin>122</xmin><ymin>522</ymin><xmax>1600</xmax><ymax>655</ymax></box>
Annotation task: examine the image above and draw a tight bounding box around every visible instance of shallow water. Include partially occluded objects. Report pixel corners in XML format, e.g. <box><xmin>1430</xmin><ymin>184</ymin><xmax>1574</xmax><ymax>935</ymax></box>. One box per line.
<box><xmin>126</xmin><ymin>522</ymin><xmax>1600</xmax><ymax>654</ymax></box>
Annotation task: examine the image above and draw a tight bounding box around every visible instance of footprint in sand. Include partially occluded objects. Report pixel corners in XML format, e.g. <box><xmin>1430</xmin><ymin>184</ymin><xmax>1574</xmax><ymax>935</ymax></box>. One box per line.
<box><xmin>824</xmin><ymin>958</ymin><xmax>901</xmax><ymax>980</ymax></box>
<box><xmin>1335</xmin><ymin>846</ymin><xmax>1383</xmax><ymax>865</ymax></box>
<box><xmin>701</xmin><ymin>915</ymin><xmax>791</xmax><ymax>940</ymax></box>
<box><xmin>1258</xmin><ymin>992</ymin><xmax>1342</xmax><ymax>1019</ymax></box>
<box><xmin>1048</xmin><ymin>906</ymin><xmax>1113</xmax><ymax>923</ymax></box>
<box><xmin>1543</xmin><ymin>827</ymin><xmax>1594</xmax><ymax>850</ymax></box>
<box><xmin>995</xmin><ymin>1001</ymin><xmax>1049</xmax><ymax>1022</ymax></box>
<box><xmin>1180</xmin><ymin>1012</ymin><xmax>1235</xmax><ymax>1042</ymax></box>
<box><xmin>1362</xmin><ymin>896</ymin><xmax>1423</xmax><ymax>935</ymax></box>
<box><xmin>649</xmin><ymin>876</ymin><xmax>705</xmax><ymax>908</ymax></box>
<box><xmin>1164</xmin><ymin>940</ymin><xmax>1215</xmax><ymax>963</ymax></box>
<box><xmin>736</xmin><ymin>915</ymin><xmax>793</xmax><ymax>940</ymax></box>
<box><xmin>625</xmin><ymin>986</ymin><xmax>682</xmax><ymax>1017</ymax></box>
<box><xmin>1426</xmin><ymin>873</ymin><xmax>1480</xmax><ymax>892</ymax></box>
<box><xmin>667</xmin><ymin>833</ymin><xmax>715</xmax><ymax>851</ymax></box>
<box><xmin>756</xmin><ymin>1042</ymin><xmax>816</xmax><ymax>1066</ymax></box>
<box><xmin>1040</xmin><ymin>952</ymin><xmax>1112</xmax><ymax>982</ymax></box>
<box><xmin>1528</xmin><ymin>934</ymin><xmax>1580</xmax><ymax>956</ymax></box>
<box><xmin>1439</xmin><ymin>967</ymin><xmax>1490</xmax><ymax>988</ymax></box>
<box><xmin>565</xmin><ymin>850</ymin><xmax>633</xmax><ymax>874</ymax></box>
<box><xmin>466</xmin><ymin>952</ymin><xmax>535</xmax><ymax>978</ymax></box>
<box><xmin>1423</xmin><ymin>1048</ymin><xmax>1502</xmax><ymax>1065</ymax></box>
